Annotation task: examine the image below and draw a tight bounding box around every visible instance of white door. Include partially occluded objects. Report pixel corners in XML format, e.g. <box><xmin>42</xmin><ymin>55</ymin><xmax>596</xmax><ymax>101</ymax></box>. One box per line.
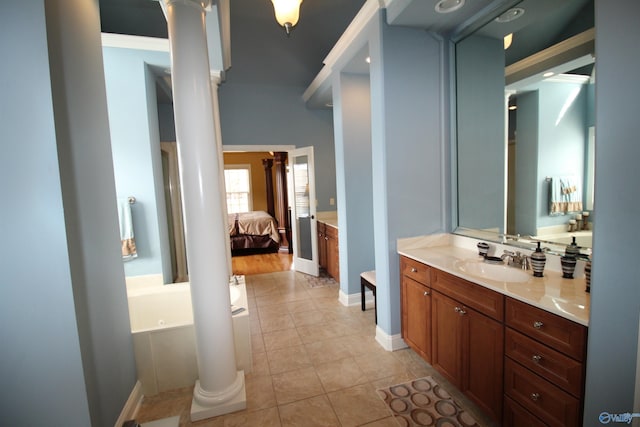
<box><xmin>289</xmin><ymin>146</ymin><xmax>318</xmax><ymax>277</ymax></box>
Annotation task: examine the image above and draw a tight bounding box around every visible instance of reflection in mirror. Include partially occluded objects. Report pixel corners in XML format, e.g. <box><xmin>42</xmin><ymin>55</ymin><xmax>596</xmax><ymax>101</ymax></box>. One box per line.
<box><xmin>292</xmin><ymin>155</ymin><xmax>312</xmax><ymax>260</ymax></box>
<box><xmin>455</xmin><ymin>0</ymin><xmax>595</xmax><ymax>255</ymax></box>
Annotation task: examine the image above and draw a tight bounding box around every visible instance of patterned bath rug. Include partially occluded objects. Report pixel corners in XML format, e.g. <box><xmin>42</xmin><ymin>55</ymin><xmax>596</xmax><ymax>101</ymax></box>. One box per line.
<box><xmin>377</xmin><ymin>376</ymin><xmax>480</xmax><ymax>427</ymax></box>
<box><xmin>296</xmin><ymin>270</ymin><xmax>338</xmax><ymax>288</ymax></box>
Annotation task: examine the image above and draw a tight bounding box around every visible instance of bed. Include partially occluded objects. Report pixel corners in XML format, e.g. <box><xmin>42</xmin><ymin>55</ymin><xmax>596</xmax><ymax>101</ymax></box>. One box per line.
<box><xmin>228</xmin><ymin>211</ymin><xmax>280</xmax><ymax>253</ymax></box>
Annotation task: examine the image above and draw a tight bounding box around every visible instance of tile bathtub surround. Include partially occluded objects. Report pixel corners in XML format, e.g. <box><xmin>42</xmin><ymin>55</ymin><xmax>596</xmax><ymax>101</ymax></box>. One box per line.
<box><xmin>134</xmin><ymin>270</ymin><xmax>497</xmax><ymax>427</ymax></box>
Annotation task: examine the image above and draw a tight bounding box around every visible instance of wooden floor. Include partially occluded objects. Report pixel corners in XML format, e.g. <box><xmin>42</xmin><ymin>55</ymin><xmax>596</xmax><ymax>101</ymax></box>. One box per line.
<box><xmin>231</xmin><ymin>251</ymin><xmax>293</xmax><ymax>275</ymax></box>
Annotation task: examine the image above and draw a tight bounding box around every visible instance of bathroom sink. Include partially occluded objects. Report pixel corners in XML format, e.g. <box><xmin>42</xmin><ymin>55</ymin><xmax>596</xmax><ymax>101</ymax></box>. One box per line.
<box><xmin>454</xmin><ymin>260</ymin><xmax>531</xmax><ymax>283</ymax></box>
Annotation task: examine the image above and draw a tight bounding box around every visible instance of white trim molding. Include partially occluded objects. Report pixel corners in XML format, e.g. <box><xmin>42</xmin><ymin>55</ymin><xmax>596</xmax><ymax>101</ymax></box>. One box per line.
<box><xmin>302</xmin><ymin>0</ymin><xmax>381</xmax><ymax>106</ymax></box>
<box><xmin>114</xmin><ymin>381</ymin><xmax>143</xmax><ymax>427</ymax></box>
<box><xmin>338</xmin><ymin>289</ymin><xmax>374</xmax><ymax>307</ymax></box>
<box><xmin>221</xmin><ymin>145</ymin><xmax>296</xmax><ymax>153</ymax></box>
<box><xmin>375</xmin><ymin>326</ymin><xmax>408</xmax><ymax>352</ymax></box>
<box><xmin>101</xmin><ymin>33</ymin><xmax>170</xmax><ymax>52</ymax></box>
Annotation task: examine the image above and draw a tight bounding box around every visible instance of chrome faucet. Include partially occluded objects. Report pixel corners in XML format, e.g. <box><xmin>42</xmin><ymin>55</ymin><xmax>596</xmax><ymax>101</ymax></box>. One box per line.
<box><xmin>502</xmin><ymin>250</ymin><xmax>530</xmax><ymax>270</ymax></box>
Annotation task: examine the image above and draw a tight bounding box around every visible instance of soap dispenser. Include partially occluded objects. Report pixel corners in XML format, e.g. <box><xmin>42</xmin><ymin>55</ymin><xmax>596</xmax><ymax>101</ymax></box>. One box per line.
<box><xmin>531</xmin><ymin>242</ymin><xmax>546</xmax><ymax>277</ymax></box>
<box><xmin>565</xmin><ymin>236</ymin><xmax>580</xmax><ymax>258</ymax></box>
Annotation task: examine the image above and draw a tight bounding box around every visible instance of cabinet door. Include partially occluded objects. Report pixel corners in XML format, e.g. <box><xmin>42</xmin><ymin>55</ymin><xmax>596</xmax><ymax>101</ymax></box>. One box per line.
<box><xmin>431</xmin><ymin>290</ymin><xmax>463</xmax><ymax>387</ymax></box>
<box><xmin>463</xmin><ymin>305</ymin><xmax>504</xmax><ymax>422</ymax></box>
<box><xmin>317</xmin><ymin>223</ymin><xmax>327</xmax><ymax>269</ymax></box>
<box><xmin>401</xmin><ymin>276</ymin><xmax>431</xmax><ymax>362</ymax></box>
<box><xmin>326</xmin><ymin>231</ymin><xmax>339</xmax><ymax>281</ymax></box>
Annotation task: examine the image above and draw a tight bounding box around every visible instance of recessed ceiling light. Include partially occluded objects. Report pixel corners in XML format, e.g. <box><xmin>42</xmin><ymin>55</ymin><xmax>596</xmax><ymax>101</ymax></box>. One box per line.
<box><xmin>435</xmin><ymin>0</ymin><xmax>465</xmax><ymax>14</ymax></box>
<box><xmin>495</xmin><ymin>8</ymin><xmax>525</xmax><ymax>23</ymax></box>
<box><xmin>543</xmin><ymin>72</ymin><xmax>555</xmax><ymax>78</ymax></box>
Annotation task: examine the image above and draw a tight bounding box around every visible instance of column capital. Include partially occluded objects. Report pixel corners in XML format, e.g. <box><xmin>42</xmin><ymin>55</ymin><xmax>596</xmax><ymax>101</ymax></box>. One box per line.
<box><xmin>274</xmin><ymin>151</ymin><xmax>287</xmax><ymax>164</ymax></box>
<box><xmin>210</xmin><ymin>70</ymin><xmax>224</xmax><ymax>85</ymax></box>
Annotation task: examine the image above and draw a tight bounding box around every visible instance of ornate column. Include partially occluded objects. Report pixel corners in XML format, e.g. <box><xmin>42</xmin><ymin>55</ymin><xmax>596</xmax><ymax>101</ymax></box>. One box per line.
<box><xmin>164</xmin><ymin>0</ymin><xmax>245</xmax><ymax>421</ymax></box>
<box><xmin>274</xmin><ymin>152</ymin><xmax>291</xmax><ymax>253</ymax></box>
<box><xmin>262</xmin><ymin>158</ymin><xmax>275</xmax><ymax>217</ymax></box>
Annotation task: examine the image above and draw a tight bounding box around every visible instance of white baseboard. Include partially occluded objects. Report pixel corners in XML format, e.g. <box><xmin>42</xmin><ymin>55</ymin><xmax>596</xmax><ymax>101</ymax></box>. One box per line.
<box><xmin>114</xmin><ymin>380</ymin><xmax>143</xmax><ymax>427</ymax></box>
<box><xmin>338</xmin><ymin>289</ymin><xmax>374</xmax><ymax>307</ymax></box>
<box><xmin>375</xmin><ymin>326</ymin><xmax>408</xmax><ymax>352</ymax></box>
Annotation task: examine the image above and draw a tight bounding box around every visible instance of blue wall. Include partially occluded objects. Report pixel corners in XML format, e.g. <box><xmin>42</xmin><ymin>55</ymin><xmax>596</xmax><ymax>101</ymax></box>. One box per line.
<box><xmin>514</xmin><ymin>91</ymin><xmax>539</xmax><ymax>234</ymax></box>
<box><xmin>218</xmin><ymin>82</ymin><xmax>337</xmax><ymax>213</ymax></box>
<box><xmin>103</xmin><ymin>47</ymin><xmax>173</xmax><ymax>282</ymax></box>
<box><xmin>456</xmin><ymin>35</ymin><xmax>506</xmax><ymax>232</ymax></box>
<box><xmin>333</xmin><ymin>72</ymin><xmax>375</xmax><ymax>297</ymax></box>
<box><xmin>369</xmin><ymin>14</ymin><xmax>448</xmax><ymax>337</ymax></box>
<box><xmin>1</xmin><ymin>2</ymin><xmax>137</xmax><ymax>425</ymax></box>
<box><xmin>584</xmin><ymin>0</ymin><xmax>640</xmax><ymax>421</ymax></box>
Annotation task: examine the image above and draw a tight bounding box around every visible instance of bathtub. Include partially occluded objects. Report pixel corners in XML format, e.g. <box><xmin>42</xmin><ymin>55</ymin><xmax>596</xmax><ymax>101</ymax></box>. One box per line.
<box><xmin>533</xmin><ymin>230</ymin><xmax>593</xmax><ymax>249</ymax></box>
<box><xmin>127</xmin><ymin>276</ymin><xmax>251</xmax><ymax>396</ymax></box>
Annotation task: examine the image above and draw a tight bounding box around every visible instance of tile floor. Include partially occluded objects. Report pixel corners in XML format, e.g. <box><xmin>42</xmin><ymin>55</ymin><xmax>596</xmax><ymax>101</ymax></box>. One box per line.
<box><xmin>134</xmin><ymin>270</ymin><xmax>497</xmax><ymax>427</ymax></box>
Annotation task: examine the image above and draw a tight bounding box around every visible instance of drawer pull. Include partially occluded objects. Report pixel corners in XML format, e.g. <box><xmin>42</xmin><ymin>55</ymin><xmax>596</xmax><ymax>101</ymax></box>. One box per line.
<box><xmin>533</xmin><ymin>321</ymin><xmax>544</xmax><ymax>329</ymax></box>
<box><xmin>424</xmin><ymin>291</ymin><xmax>430</xmax><ymax>296</ymax></box>
<box><xmin>454</xmin><ymin>307</ymin><xmax>467</xmax><ymax>315</ymax></box>
<box><xmin>530</xmin><ymin>392</ymin><xmax>541</xmax><ymax>402</ymax></box>
<box><xmin>411</xmin><ymin>267</ymin><xmax>418</xmax><ymax>273</ymax></box>
<box><xmin>532</xmin><ymin>354</ymin><xmax>542</xmax><ymax>363</ymax></box>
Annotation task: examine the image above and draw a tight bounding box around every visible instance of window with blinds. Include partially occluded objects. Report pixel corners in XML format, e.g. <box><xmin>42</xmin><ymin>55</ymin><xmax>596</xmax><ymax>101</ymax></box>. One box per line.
<box><xmin>224</xmin><ymin>165</ymin><xmax>252</xmax><ymax>213</ymax></box>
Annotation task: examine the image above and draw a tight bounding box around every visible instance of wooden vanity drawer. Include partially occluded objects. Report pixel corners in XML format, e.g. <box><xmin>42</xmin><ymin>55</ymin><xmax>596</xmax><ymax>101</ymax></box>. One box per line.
<box><xmin>503</xmin><ymin>396</ymin><xmax>548</xmax><ymax>427</ymax></box>
<box><xmin>432</xmin><ymin>269</ymin><xmax>504</xmax><ymax>321</ymax></box>
<box><xmin>506</xmin><ymin>328</ymin><xmax>584</xmax><ymax>397</ymax></box>
<box><xmin>506</xmin><ymin>298</ymin><xmax>587</xmax><ymax>361</ymax></box>
<box><xmin>400</xmin><ymin>256</ymin><xmax>431</xmax><ymax>285</ymax></box>
<box><xmin>505</xmin><ymin>359</ymin><xmax>581</xmax><ymax>427</ymax></box>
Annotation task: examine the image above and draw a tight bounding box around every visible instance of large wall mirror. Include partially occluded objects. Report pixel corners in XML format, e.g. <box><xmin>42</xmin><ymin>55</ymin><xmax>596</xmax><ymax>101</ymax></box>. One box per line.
<box><xmin>455</xmin><ymin>0</ymin><xmax>594</xmax><ymax>255</ymax></box>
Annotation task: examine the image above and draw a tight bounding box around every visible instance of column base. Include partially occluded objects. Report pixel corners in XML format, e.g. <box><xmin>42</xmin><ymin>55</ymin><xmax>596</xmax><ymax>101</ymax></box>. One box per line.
<box><xmin>190</xmin><ymin>372</ymin><xmax>247</xmax><ymax>422</ymax></box>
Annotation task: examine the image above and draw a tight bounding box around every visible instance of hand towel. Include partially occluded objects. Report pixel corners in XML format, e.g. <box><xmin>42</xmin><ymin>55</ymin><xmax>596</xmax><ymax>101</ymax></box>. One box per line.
<box><xmin>549</xmin><ymin>176</ymin><xmax>583</xmax><ymax>215</ymax></box>
<box><xmin>117</xmin><ymin>198</ymin><xmax>137</xmax><ymax>260</ymax></box>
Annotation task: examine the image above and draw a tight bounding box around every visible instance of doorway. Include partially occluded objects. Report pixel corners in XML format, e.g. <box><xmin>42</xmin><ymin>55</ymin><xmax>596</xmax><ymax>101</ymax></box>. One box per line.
<box><xmin>223</xmin><ymin>145</ymin><xmax>297</xmax><ymax>276</ymax></box>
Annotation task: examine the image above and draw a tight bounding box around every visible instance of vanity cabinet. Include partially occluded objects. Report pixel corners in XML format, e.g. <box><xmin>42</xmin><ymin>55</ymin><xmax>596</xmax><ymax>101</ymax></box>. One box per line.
<box><xmin>400</xmin><ymin>256</ymin><xmax>432</xmax><ymax>362</ymax></box>
<box><xmin>399</xmin><ymin>253</ymin><xmax>589</xmax><ymax>426</ymax></box>
<box><xmin>318</xmin><ymin>221</ymin><xmax>339</xmax><ymax>281</ymax></box>
<box><xmin>503</xmin><ymin>298</ymin><xmax>587</xmax><ymax>427</ymax></box>
<box><xmin>431</xmin><ymin>269</ymin><xmax>504</xmax><ymax>422</ymax></box>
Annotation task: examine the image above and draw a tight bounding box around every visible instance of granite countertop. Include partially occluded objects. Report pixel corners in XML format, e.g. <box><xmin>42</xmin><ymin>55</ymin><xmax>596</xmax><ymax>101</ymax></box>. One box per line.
<box><xmin>398</xmin><ymin>234</ymin><xmax>590</xmax><ymax>326</ymax></box>
<box><xmin>321</xmin><ymin>219</ymin><xmax>338</xmax><ymax>228</ymax></box>
<box><xmin>317</xmin><ymin>213</ymin><xmax>338</xmax><ymax>229</ymax></box>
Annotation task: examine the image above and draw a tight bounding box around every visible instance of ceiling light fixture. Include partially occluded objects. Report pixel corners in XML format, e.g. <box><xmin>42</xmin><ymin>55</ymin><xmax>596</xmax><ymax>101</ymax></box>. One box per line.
<box><xmin>543</xmin><ymin>71</ymin><xmax>555</xmax><ymax>77</ymax></box>
<box><xmin>271</xmin><ymin>0</ymin><xmax>303</xmax><ymax>36</ymax></box>
<box><xmin>495</xmin><ymin>7</ymin><xmax>525</xmax><ymax>23</ymax></box>
<box><xmin>435</xmin><ymin>0</ymin><xmax>465</xmax><ymax>14</ymax></box>
<box><xmin>504</xmin><ymin>33</ymin><xmax>513</xmax><ymax>49</ymax></box>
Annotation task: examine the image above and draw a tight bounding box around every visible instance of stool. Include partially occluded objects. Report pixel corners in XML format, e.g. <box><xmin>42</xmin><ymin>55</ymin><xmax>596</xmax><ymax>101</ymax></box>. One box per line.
<box><xmin>360</xmin><ymin>270</ymin><xmax>377</xmax><ymax>324</ymax></box>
